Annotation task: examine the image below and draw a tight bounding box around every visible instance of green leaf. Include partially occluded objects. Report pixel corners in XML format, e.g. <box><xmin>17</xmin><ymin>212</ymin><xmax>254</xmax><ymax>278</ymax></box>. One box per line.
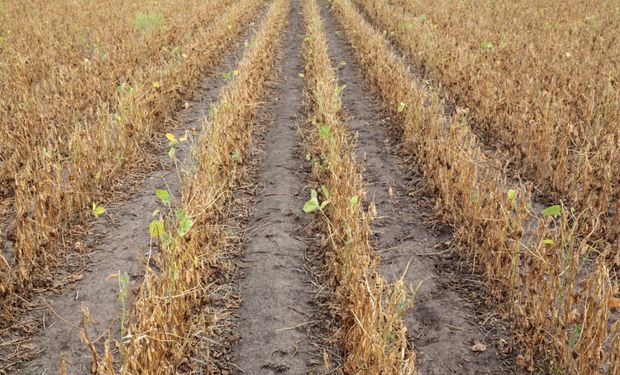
<box><xmin>92</xmin><ymin>203</ymin><xmax>106</xmax><ymax>219</ymax></box>
<box><xmin>149</xmin><ymin>219</ymin><xmax>164</xmax><ymax>238</ymax></box>
<box><xmin>223</xmin><ymin>72</ymin><xmax>230</xmax><ymax>80</ymax></box>
<box><xmin>166</xmin><ymin>133</ymin><xmax>178</xmax><ymax>146</ymax></box>
<box><xmin>507</xmin><ymin>189</ymin><xmax>516</xmax><ymax>201</ymax></box>
<box><xmin>320</xmin><ymin>200</ymin><xmax>330</xmax><ymax>210</ymax></box>
<box><xmin>397</xmin><ymin>102</ymin><xmax>406</xmax><ymax>112</ymax></box>
<box><xmin>542</xmin><ymin>204</ymin><xmax>561</xmax><ymax>217</ymax></box>
<box><xmin>152</xmin><ymin>81</ymin><xmax>161</xmax><ymax>89</ymax></box>
<box><xmin>303</xmin><ymin>190</ymin><xmax>320</xmax><ymax>213</ymax></box>
<box><xmin>542</xmin><ymin>239</ymin><xmax>555</xmax><ymax>245</ymax></box>
<box><xmin>168</xmin><ymin>147</ymin><xmax>176</xmax><ymax>159</ymax></box>
<box><xmin>156</xmin><ymin>189</ymin><xmax>171</xmax><ymax>205</ymax></box>
<box><xmin>177</xmin><ymin>217</ymin><xmax>193</xmax><ymax>236</ymax></box>
<box><xmin>132</xmin><ymin>11</ymin><xmax>164</xmax><ymax>32</ymax></box>
<box><xmin>480</xmin><ymin>40</ymin><xmax>493</xmax><ymax>49</ymax></box>
<box><xmin>349</xmin><ymin>195</ymin><xmax>359</xmax><ymax>207</ymax></box>
<box><xmin>175</xmin><ymin>209</ymin><xmax>187</xmax><ymax>221</ymax></box>
<box><xmin>298</xmin><ymin>73</ymin><xmax>305</xmax><ymax>78</ymax></box>
<box><xmin>318</xmin><ymin>125</ymin><xmax>332</xmax><ymax>139</ymax></box>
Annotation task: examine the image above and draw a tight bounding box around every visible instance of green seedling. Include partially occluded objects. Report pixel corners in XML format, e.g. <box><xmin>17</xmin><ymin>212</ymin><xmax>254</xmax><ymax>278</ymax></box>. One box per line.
<box><xmin>175</xmin><ymin>209</ymin><xmax>193</xmax><ymax>237</ymax></box>
<box><xmin>507</xmin><ymin>189</ymin><xmax>516</xmax><ymax>201</ymax></box>
<box><xmin>568</xmin><ymin>324</ymin><xmax>582</xmax><ymax>348</ymax></box>
<box><xmin>349</xmin><ymin>195</ymin><xmax>359</xmax><ymax>207</ymax></box>
<box><xmin>542</xmin><ymin>204</ymin><xmax>561</xmax><ymax>217</ymax></box>
<box><xmin>166</xmin><ymin>133</ymin><xmax>178</xmax><ymax>146</ymax></box>
<box><xmin>149</xmin><ymin>218</ymin><xmax>164</xmax><ymax>238</ymax></box>
<box><xmin>480</xmin><ymin>40</ymin><xmax>494</xmax><ymax>49</ymax></box>
<box><xmin>303</xmin><ymin>188</ymin><xmax>330</xmax><ymax>213</ymax></box>
<box><xmin>156</xmin><ymin>189</ymin><xmax>171</xmax><ymax>205</ymax></box>
<box><xmin>92</xmin><ymin>203</ymin><xmax>106</xmax><ymax>219</ymax></box>
<box><xmin>318</xmin><ymin>125</ymin><xmax>332</xmax><ymax>139</ymax></box>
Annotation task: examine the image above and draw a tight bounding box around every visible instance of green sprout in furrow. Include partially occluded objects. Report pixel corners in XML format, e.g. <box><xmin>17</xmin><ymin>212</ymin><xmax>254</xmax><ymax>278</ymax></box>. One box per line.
<box><xmin>302</xmin><ymin>0</ymin><xmax>416</xmax><ymax>373</ymax></box>
<box><xmin>329</xmin><ymin>0</ymin><xmax>618</xmax><ymax>373</ymax></box>
<box><xmin>85</xmin><ymin>0</ymin><xmax>291</xmax><ymax>373</ymax></box>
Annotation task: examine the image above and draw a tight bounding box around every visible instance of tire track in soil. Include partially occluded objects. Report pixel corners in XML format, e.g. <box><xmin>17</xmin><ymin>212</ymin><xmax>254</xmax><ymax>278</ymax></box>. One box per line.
<box><xmin>318</xmin><ymin>1</ymin><xmax>521</xmax><ymax>374</ymax></box>
<box><xmin>14</xmin><ymin>23</ymin><xmax>262</xmax><ymax>375</ymax></box>
<box><xmin>232</xmin><ymin>1</ymin><xmax>320</xmax><ymax>373</ymax></box>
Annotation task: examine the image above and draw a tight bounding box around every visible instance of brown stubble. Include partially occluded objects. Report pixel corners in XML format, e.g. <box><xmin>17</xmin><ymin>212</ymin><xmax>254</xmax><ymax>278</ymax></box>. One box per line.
<box><xmin>302</xmin><ymin>0</ymin><xmax>416</xmax><ymax>373</ymax></box>
<box><xmin>356</xmin><ymin>0</ymin><xmax>620</xmax><ymax>254</ymax></box>
<box><xmin>0</xmin><ymin>0</ymin><xmax>265</xmax><ymax>327</ymax></box>
<box><xmin>89</xmin><ymin>0</ymin><xmax>291</xmax><ymax>372</ymax></box>
<box><xmin>329</xmin><ymin>0</ymin><xmax>618</xmax><ymax>372</ymax></box>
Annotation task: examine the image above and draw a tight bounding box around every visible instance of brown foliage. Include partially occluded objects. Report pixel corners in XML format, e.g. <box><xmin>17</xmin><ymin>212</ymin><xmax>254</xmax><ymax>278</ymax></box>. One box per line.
<box><xmin>330</xmin><ymin>0</ymin><xmax>618</xmax><ymax>372</ymax></box>
<box><xmin>302</xmin><ymin>0</ymin><xmax>416</xmax><ymax>372</ymax></box>
<box><xmin>90</xmin><ymin>0</ymin><xmax>290</xmax><ymax>372</ymax></box>
<box><xmin>0</xmin><ymin>0</ymin><xmax>258</xmax><ymax>323</ymax></box>
<box><xmin>357</xmin><ymin>0</ymin><xmax>620</xmax><ymax>248</ymax></box>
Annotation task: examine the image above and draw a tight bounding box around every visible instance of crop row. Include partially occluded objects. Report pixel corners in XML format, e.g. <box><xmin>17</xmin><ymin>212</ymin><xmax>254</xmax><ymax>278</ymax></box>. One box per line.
<box><xmin>0</xmin><ymin>0</ymin><xmax>267</xmax><ymax>324</ymax></box>
<box><xmin>357</xmin><ymin>0</ymin><xmax>620</xmax><ymax>252</ymax></box>
<box><xmin>329</xmin><ymin>0</ymin><xmax>618</xmax><ymax>372</ymax></box>
<box><xmin>302</xmin><ymin>0</ymin><xmax>415</xmax><ymax>372</ymax></box>
<box><xmin>86</xmin><ymin>0</ymin><xmax>291</xmax><ymax>372</ymax></box>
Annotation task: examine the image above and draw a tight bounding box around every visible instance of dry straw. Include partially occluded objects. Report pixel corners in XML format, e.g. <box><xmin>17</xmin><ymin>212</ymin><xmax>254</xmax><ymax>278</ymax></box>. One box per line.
<box><xmin>357</xmin><ymin>0</ymin><xmax>620</xmax><ymax>256</ymax></box>
<box><xmin>0</xmin><ymin>0</ymin><xmax>262</xmax><ymax>326</ymax></box>
<box><xmin>87</xmin><ymin>0</ymin><xmax>290</xmax><ymax>372</ymax></box>
<box><xmin>302</xmin><ymin>0</ymin><xmax>416</xmax><ymax>373</ymax></box>
<box><xmin>330</xmin><ymin>0</ymin><xmax>618</xmax><ymax>372</ymax></box>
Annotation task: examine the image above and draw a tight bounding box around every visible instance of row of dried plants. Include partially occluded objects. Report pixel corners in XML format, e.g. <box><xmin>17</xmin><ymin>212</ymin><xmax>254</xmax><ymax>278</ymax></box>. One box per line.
<box><xmin>85</xmin><ymin>0</ymin><xmax>291</xmax><ymax>372</ymax></box>
<box><xmin>0</xmin><ymin>0</ymin><xmax>267</xmax><ymax>326</ymax></box>
<box><xmin>355</xmin><ymin>0</ymin><xmax>620</xmax><ymax>256</ymax></box>
<box><xmin>301</xmin><ymin>0</ymin><xmax>416</xmax><ymax>373</ymax></box>
<box><xmin>329</xmin><ymin>0</ymin><xmax>619</xmax><ymax>373</ymax></box>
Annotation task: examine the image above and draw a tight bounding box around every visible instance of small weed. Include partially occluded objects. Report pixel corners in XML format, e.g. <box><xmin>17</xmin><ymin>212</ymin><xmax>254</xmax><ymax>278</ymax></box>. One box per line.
<box><xmin>132</xmin><ymin>11</ymin><xmax>164</xmax><ymax>31</ymax></box>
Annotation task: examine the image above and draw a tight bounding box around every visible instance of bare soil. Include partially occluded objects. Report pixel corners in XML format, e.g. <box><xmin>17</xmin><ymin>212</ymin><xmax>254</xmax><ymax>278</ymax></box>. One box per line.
<box><xmin>231</xmin><ymin>0</ymin><xmax>323</xmax><ymax>373</ymax></box>
<box><xmin>317</xmin><ymin>1</ymin><xmax>523</xmax><ymax>373</ymax></box>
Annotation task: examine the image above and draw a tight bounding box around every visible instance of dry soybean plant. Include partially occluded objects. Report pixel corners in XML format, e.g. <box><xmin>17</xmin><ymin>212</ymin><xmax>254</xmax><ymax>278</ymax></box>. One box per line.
<box><xmin>356</xmin><ymin>0</ymin><xmax>620</xmax><ymax>253</ymax></box>
<box><xmin>301</xmin><ymin>0</ymin><xmax>416</xmax><ymax>373</ymax></box>
<box><xmin>329</xmin><ymin>0</ymin><xmax>619</xmax><ymax>372</ymax></box>
<box><xmin>0</xmin><ymin>0</ymin><xmax>264</xmax><ymax>326</ymax></box>
<box><xmin>87</xmin><ymin>0</ymin><xmax>290</xmax><ymax>372</ymax></box>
